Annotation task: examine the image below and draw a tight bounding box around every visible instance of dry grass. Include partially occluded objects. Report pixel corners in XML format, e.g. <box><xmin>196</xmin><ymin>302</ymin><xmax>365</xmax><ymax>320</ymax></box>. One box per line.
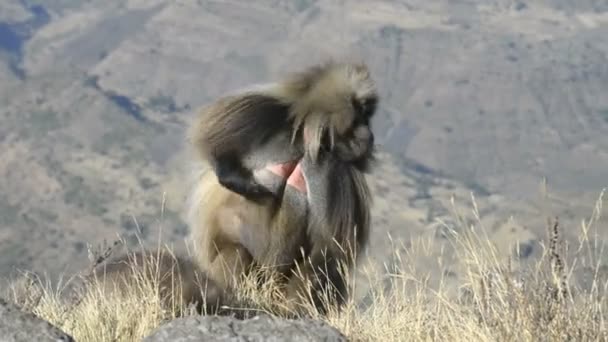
<box><xmin>3</xmin><ymin>191</ymin><xmax>608</xmax><ymax>341</ymax></box>
<box><xmin>4</xmin><ymin>237</ymin><xmax>201</xmax><ymax>342</ymax></box>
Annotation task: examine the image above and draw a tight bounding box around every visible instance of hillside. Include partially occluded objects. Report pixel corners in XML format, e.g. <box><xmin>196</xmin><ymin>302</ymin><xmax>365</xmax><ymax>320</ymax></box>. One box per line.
<box><xmin>0</xmin><ymin>0</ymin><xmax>607</xmax><ymax>291</ymax></box>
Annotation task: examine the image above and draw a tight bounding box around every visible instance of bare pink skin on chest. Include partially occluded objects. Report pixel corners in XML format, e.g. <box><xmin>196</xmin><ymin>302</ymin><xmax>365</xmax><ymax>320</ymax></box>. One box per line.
<box><xmin>264</xmin><ymin>128</ymin><xmax>311</xmax><ymax>194</ymax></box>
<box><xmin>265</xmin><ymin>161</ymin><xmax>307</xmax><ymax>194</ymax></box>
<box><xmin>286</xmin><ymin>162</ymin><xmax>306</xmax><ymax>193</ymax></box>
<box><xmin>265</xmin><ymin>162</ymin><xmax>296</xmax><ymax>179</ymax></box>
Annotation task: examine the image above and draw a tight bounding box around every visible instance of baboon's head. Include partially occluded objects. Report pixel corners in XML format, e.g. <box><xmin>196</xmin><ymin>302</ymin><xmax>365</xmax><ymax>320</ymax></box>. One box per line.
<box><xmin>287</xmin><ymin>61</ymin><xmax>378</xmax><ymax>162</ymax></box>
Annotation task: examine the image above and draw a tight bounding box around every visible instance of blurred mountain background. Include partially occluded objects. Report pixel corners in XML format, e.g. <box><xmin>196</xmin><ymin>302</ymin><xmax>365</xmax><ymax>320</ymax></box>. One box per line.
<box><xmin>1</xmin><ymin>0</ymin><xmax>607</xmax><ymax>295</ymax></box>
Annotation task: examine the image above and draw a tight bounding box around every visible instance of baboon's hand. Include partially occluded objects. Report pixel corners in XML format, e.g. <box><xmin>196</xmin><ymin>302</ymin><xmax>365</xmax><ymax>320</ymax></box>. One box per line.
<box><xmin>215</xmin><ymin>156</ymin><xmax>275</xmax><ymax>201</ymax></box>
<box><xmin>218</xmin><ymin>175</ymin><xmax>275</xmax><ymax>202</ymax></box>
<box><xmin>234</xmin><ymin>180</ymin><xmax>275</xmax><ymax>202</ymax></box>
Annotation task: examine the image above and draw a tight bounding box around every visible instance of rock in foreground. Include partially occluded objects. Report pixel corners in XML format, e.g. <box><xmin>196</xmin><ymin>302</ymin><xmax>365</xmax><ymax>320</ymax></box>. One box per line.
<box><xmin>0</xmin><ymin>298</ymin><xmax>74</xmax><ymax>342</ymax></box>
<box><xmin>143</xmin><ymin>314</ymin><xmax>347</xmax><ymax>342</ymax></box>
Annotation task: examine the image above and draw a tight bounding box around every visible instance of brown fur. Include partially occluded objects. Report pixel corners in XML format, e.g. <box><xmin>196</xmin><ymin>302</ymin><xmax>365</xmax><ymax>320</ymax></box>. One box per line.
<box><xmin>187</xmin><ymin>60</ymin><xmax>378</xmax><ymax>316</ymax></box>
<box><xmin>187</xmin><ymin>60</ymin><xmax>377</xmax><ymax>203</ymax></box>
<box><xmin>271</xmin><ymin>149</ymin><xmax>373</xmax><ymax>315</ymax></box>
<box><xmin>190</xmin><ymin>60</ymin><xmax>377</xmax><ymax>161</ymax></box>
<box><xmin>83</xmin><ymin>249</ymin><xmax>226</xmax><ymax>315</ymax></box>
<box><xmin>188</xmin><ymin>151</ymin><xmax>372</xmax><ymax>316</ymax></box>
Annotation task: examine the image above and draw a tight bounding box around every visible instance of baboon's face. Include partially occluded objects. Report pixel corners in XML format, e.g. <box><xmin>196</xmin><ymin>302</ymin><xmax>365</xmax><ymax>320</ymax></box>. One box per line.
<box><xmin>323</xmin><ymin>89</ymin><xmax>377</xmax><ymax>157</ymax></box>
<box><xmin>331</xmin><ymin>65</ymin><xmax>378</xmax><ymax>150</ymax></box>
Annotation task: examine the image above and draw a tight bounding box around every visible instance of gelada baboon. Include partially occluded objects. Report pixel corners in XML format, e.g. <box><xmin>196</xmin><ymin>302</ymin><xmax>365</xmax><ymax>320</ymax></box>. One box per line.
<box><xmin>187</xmin><ymin>60</ymin><xmax>378</xmax><ymax>315</ymax></box>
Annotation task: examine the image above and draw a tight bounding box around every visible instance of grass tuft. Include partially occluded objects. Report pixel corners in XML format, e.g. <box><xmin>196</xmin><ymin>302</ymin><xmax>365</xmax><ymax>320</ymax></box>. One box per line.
<box><xmin>3</xmin><ymin>191</ymin><xmax>608</xmax><ymax>341</ymax></box>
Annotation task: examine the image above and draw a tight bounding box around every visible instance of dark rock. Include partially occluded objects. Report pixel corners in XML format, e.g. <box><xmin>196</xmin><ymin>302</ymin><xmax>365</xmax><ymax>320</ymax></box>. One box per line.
<box><xmin>143</xmin><ymin>314</ymin><xmax>348</xmax><ymax>342</ymax></box>
<box><xmin>0</xmin><ymin>298</ymin><xmax>74</xmax><ymax>342</ymax></box>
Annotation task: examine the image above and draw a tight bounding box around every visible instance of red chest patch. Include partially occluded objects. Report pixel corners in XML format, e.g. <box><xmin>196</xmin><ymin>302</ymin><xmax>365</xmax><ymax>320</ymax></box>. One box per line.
<box><xmin>265</xmin><ymin>162</ymin><xmax>297</xmax><ymax>179</ymax></box>
<box><xmin>265</xmin><ymin>161</ymin><xmax>307</xmax><ymax>194</ymax></box>
<box><xmin>286</xmin><ymin>162</ymin><xmax>306</xmax><ymax>194</ymax></box>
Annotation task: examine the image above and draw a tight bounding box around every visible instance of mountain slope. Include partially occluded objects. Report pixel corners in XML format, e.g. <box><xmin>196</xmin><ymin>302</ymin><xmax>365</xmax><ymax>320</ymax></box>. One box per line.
<box><xmin>0</xmin><ymin>0</ymin><xmax>607</xmax><ymax>284</ymax></box>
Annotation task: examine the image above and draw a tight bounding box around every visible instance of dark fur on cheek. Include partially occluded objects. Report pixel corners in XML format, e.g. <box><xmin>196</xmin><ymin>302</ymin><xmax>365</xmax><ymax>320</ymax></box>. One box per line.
<box><xmin>332</xmin><ymin>125</ymin><xmax>374</xmax><ymax>164</ymax></box>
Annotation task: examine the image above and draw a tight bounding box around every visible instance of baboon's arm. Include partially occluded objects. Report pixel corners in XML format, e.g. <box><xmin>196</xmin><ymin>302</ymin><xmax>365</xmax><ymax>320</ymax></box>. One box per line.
<box><xmin>192</xmin><ymin>94</ymin><xmax>292</xmax><ymax>201</ymax></box>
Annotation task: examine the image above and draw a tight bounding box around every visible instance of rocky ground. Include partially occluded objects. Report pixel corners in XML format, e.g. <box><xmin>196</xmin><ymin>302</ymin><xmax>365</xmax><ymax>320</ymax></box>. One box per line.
<box><xmin>0</xmin><ymin>299</ymin><xmax>345</xmax><ymax>342</ymax></box>
<box><xmin>0</xmin><ymin>298</ymin><xmax>75</xmax><ymax>341</ymax></box>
